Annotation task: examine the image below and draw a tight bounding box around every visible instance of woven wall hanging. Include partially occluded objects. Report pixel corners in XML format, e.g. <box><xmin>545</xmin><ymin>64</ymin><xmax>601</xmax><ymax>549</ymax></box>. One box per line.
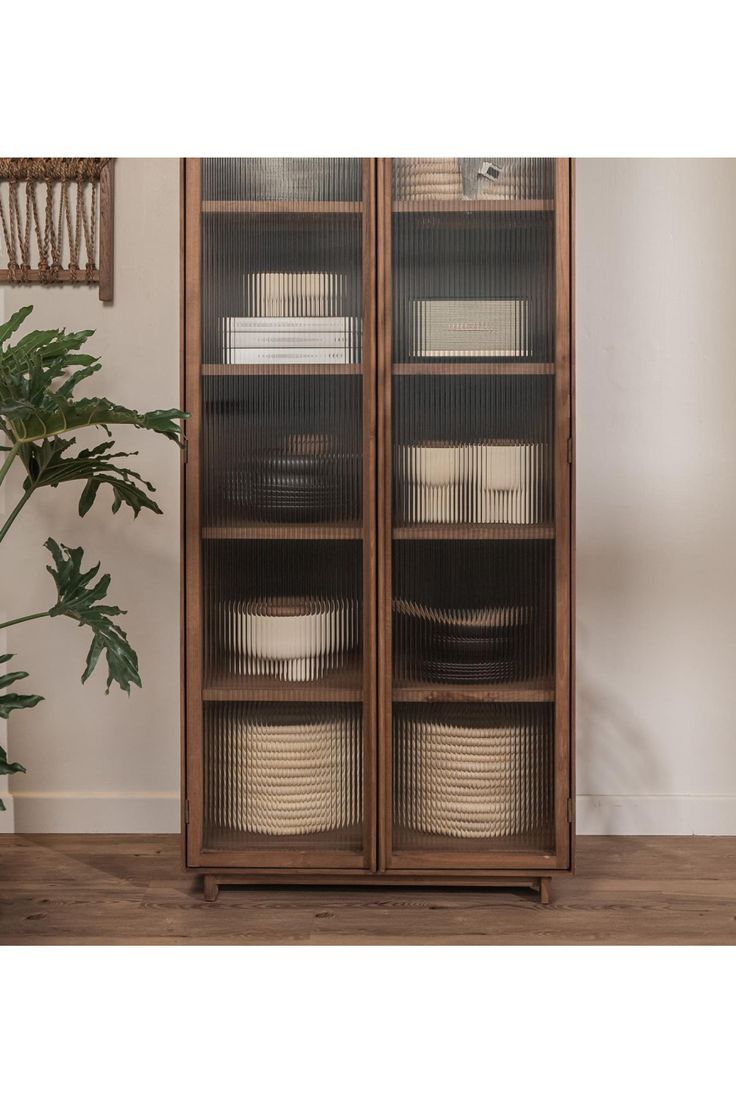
<box><xmin>0</xmin><ymin>158</ymin><xmax>114</xmax><ymax>301</ymax></box>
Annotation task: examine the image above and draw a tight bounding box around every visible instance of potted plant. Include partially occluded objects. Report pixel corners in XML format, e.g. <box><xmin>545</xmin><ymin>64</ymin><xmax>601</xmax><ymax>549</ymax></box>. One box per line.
<box><xmin>0</xmin><ymin>305</ymin><xmax>188</xmax><ymax>806</ymax></box>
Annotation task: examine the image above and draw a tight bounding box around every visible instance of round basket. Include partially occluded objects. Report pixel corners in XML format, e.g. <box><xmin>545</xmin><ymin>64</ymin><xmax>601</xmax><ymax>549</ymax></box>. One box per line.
<box><xmin>208</xmin><ymin>709</ymin><xmax>362</xmax><ymax>836</ymax></box>
<box><xmin>394</xmin><ymin>718</ymin><xmax>549</xmax><ymax>838</ymax></box>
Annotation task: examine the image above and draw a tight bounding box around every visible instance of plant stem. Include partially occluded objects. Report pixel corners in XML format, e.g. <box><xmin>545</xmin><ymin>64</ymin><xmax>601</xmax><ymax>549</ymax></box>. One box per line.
<box><xmin>0</xmin><ymin>610</ymin><xmax>49</xmax><ymax>632</ymax></box>
<box><xmin>0</xmin><ymin>487</ymin><xmax>33</xmax><ymax>544</ymax></box>
<box><xmin>0</xmin><ymin>443</ymin><xmax>19</xmax><ymax>489</ymax></box>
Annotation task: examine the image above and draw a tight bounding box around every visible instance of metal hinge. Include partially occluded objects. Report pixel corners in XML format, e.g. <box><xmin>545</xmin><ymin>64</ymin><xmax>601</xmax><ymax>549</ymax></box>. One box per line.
<box><xmin>185</xmin><ymin>799</ymin><xmax>190</xmax><ymax>824</ymax></box>
<box><xmin>567</xmin><ymin>797</ymin><xmax>574</xmax><ymax>823</ymax></box>
<box><xmin>182</xmin><ymin>438</ymin><xmax>189</xmax><ymax>464</ymax></box>
<box><xmin>567</xmin><ymin>437</ymin><xmax>573</xmax><ymax>464</ymax></box>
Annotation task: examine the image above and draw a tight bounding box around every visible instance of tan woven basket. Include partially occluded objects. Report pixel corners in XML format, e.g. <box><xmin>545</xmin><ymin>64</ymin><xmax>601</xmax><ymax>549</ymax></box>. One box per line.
<box><xmin>394</xmin><ymin>718</ymin><xmax>550</xmax><ymax>838</ymax></box>
<box><xmin>207</xmin><ymin>707</ymin><xmax>362</xmax><ymax>836</ymax></box>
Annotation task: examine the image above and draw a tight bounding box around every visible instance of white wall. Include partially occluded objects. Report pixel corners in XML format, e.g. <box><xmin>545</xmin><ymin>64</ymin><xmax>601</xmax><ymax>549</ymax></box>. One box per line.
<box><xmin>3</xmin><ymin>158</ymin><xmax>736</xmax><ymax>834</ymax></box>
<box><xmin>576</xmin><ymin>158</ymin><xmax>736</xmax><ymax>833</ymax></box>
<box><xmin>1</xmin><ymin>160</ymin><xmax>181</xmax><ymax>832</ymax></box>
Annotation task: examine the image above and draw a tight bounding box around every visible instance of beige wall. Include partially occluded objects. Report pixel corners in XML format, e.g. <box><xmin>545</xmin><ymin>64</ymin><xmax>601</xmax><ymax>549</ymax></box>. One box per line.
<box><xmin>1</xmin><ymin>159</ymin><xmax>181</xmax><ymax>831</ymax></box>
<box><xmin>3</xmin><ymin>157</ymin><xmax>736</xmax><ymax>833</ymax></box>
<box><xmin>576</xmin><ymin>158</ymin><xmax>736</xmax><ymax>832</ymax></box>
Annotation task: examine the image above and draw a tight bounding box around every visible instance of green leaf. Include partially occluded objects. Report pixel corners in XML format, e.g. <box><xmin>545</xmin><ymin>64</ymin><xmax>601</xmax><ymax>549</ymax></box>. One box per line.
<box><xmin>0</xmin><ymin>655</ymin><xmax>43</xmax><ymax>720</ymax></box>
<box><xmin>44</xmin><ymin>538</ymin><xmax>141</xmax><ymax>693</ymax></box>
<box><xmin>21</xmin><ymin>436</ymin><xmax>163</xmax><ymax>519</ymax></box>
<box><xmin>0</xmin><ymin>746</ymin><xmax>27</xmax><ymax>776</ymax></box>
<box><xmin>0</xmin><ymin>305</ymin><xmax>33</xmax><ymax>347</ymax></box>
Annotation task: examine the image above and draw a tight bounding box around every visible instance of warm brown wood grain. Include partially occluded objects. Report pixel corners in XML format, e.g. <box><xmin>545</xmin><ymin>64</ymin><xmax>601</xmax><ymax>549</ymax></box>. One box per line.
<box><xmin>98</xmin><ymin>159</ymin><xmax>114</xmax><ymax>301</ymax></box>
<box><xmin>392</xmin><ymin>524</ymin><xmax>554</xmax><ymax>541</ymax></box>
<box><xmin>202</xmin><ymin>363</ymin><xmax>363</xmax><ymax>377</ymax></box>
<box><xmin>361</xmin><ymin>158</ymin><xmax>378</xmax><ymax>871</ymax></box>
<box><xmin>202</xmin><ymin>525</ymin><xmax>362</xmax><ymax>540</ymax></box>
<box><xmin>393</xmin><ymin>362</ymin><xmax>554</xmax><ymax>376</ymax></box>
<box><xmin>376</xmin><ymin>159</ymin><xmax>393</xmax><ymax>872</ymax></box>
<box><xmin>392</xmin><ymin>681</ymin><xmax>555</xmax><ymax>703</ymax></box>
<box><xmin>183</xmin><ymin>159</ymin><xmax>204</xmax><ymax>867</ymax></box>
<box><xmin>393</xmin><ymin>200</ymin><xmax>553</xmax><ymax>213</ymax></box>
<box><xmin>553</xmin><ymin>158</ymin><xmax>573</xmax><ymax>869</ymax></box>
<box><xmin>2</xmin><ymin>836</ymin><xmax>734</xmax><ymax>945</ymax></box>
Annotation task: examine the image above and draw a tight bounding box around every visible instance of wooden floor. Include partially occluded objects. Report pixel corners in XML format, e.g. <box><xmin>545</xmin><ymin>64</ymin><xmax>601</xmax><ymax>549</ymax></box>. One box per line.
<box><xmin>0</xmin><ymin>834</ymin><xmax>734</xmax><ymax>944</ymax></box>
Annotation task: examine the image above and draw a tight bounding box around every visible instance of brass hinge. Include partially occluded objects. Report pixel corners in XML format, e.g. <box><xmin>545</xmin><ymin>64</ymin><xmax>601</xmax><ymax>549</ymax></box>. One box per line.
<box><xmin>567</xmin><ymin>437</ymin><xmax>573</xmax><ymax>464</ymax></box>
<box><xmin>567</xmin><ymin>797</ymin><xmax>574</xmax><ymax>823</ymax></box>
<box><xmin>185</xmin><ymin>799</ymin><xmax>190</xmax><ymax>824</ymax></box>
<box><xmin>182</xmin><ymin>438</ymin><xmax>189</xmax><ymax>464</ymax></box>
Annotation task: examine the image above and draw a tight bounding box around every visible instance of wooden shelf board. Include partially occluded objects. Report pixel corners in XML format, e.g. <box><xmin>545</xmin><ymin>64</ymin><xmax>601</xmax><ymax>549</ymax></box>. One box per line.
<box><xmin>393</xmin><ymin>524</ymin><xmax>554</xmax><ymax>541</ymax></box>
<box><xmin>393</xmin><ymin>199</ymin><xmax>553</xmax><ymax>213</ymax></box>
<box><xmin>202</xmin><ymin>363</ymin><xmax>362</xmax><ymax>377</ymax></box>
<box><xmin>202</xmin><ymin>200</ymin><xmax>362</xmax><ymax>214</ymax></box>
<box><xmin>203</xmin><ymin>525</ymin><xmax>362</xmax><ymax>541</ymax></box>
<box><xmin>203</xmin><ymin>663</ymin><xmax>363</xmax><ymax>702</ymax></box>
<box><xmin>392</xmin><ymin>681</ymin><xmax>555</xmax><ymax>703</ymax></box>
<box><xmin>393</xmin><ymin>362</ymin><xmax>554</xmax><ymax>376</ymax></box>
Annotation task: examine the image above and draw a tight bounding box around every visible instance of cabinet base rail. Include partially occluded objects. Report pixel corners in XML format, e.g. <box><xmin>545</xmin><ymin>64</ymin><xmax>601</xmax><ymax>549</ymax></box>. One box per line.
<box><xmin>201</xmin><ymin>873</ymin><xmax>554</xmax><ymax>903</ymax></box>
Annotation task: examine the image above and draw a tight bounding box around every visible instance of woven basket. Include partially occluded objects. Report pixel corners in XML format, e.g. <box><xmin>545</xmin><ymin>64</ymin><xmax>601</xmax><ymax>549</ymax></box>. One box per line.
<box><xmin>394</xmin><ymin>718</ymin><xmax>550</xmax><ymax>838</ymax></box>
<box><xmin>207</xmin><ymin>707</ymin><xmax>362</xmax><ymax>836</ymax></box>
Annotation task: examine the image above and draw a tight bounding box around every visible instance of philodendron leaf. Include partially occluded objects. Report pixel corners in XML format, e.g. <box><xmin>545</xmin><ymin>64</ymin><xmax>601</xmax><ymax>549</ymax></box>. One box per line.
<box><xmin>44</xmin><ymin>539</ymin><xmax>141</xmax><ymax>693</ymax></box>
<box><xmin>0</xmin><ymin>743</ymin><xmax>28</xmax><ymax>812</ymax></box>
<box><xmin>0</xmin><ymin>653</ymin><xmax>44</xmax><ymax>720</ymax></box>
<box><xmin>21</xmin><ymin>436</ymin><xmax>163</xmax><ymax>518</ymax></box>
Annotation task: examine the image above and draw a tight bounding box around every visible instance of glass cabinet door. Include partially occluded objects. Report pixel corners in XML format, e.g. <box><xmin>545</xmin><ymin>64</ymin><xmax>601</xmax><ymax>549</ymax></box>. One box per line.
<box><xmin>185</xmin><ymin>159</ymin><xmax>376</xmax><ymax>869</ymax></box>
<box><xmin>379</xmin><ymin>158</ymin><xmax>572</xmax><ymax>872</ymax></box>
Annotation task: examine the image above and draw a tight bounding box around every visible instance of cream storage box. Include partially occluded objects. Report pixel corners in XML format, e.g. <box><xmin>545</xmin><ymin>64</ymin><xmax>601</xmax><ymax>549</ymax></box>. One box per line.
<box><xmin>411</xmin><ymin>298</ymin><xmax>530</xmax><ymax>359</ymax></box>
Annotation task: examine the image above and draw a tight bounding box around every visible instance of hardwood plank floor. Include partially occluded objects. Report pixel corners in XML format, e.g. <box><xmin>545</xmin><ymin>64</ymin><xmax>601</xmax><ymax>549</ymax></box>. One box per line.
<box><xmin>0</xmin><ymin>835</ymin><xmax>734</xmax><ymax>944</ymax></box>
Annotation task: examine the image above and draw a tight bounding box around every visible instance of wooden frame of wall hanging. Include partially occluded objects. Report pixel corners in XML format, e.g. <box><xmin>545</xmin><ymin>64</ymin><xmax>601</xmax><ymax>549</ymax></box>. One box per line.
<box><xmin>0</xmin><ymin>158</ymin><xmax>114</xmax><ymax>301</ymax></box>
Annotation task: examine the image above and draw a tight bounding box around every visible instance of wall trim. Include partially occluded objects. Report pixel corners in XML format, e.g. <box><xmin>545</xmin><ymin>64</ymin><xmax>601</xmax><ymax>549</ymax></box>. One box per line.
<box><xmin>577</xmin><ymin>795</ymin><xmax>736</xmax><ymax>835</ymax></box>
<box><xmin>9</xmin><ymin>791</ymin><xmax>179</xmax><ymax>833</ymax></box>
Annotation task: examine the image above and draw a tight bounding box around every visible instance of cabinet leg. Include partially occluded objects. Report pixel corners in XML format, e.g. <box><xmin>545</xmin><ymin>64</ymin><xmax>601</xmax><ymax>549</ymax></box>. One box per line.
<box><xmin>539</xmin><ymin>877</ymin><xmax>552</xmax><ymax>905</ymax></box>
<box><xmin>203</xmin><ymin>875</ymin><xmax>219</xmax><ymax>903</ymax></box>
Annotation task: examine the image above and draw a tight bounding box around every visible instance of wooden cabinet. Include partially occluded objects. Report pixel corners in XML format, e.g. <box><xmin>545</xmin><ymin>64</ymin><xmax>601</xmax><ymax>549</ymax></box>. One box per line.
<box><xmin>182</xmin><ymin>158</ymin><xmax>574</xmax><ymax>899</ymax></box>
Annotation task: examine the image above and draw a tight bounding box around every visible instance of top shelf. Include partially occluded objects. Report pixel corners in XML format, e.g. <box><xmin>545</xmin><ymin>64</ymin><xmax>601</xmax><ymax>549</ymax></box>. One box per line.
<box><xmin>202</xmin><ymin>200</ymin><xmax>362</xmax><ymax>214</ymax></box>
<box><xmin>393</xmin><ymin>199</ymin><xmax>553</xmax><ymax>213</ymax></box>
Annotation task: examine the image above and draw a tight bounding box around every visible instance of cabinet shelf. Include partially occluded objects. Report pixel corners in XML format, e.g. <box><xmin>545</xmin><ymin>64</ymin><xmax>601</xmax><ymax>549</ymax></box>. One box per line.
<box><xmin>393</xmin><ymin>680</ymin><xmax>555</xmax><ymax>703</ymax></box>
<box><xmin>203</xmin><ymin>525</ymin><xmax>362</xmax><ymax>541</ymax></box>
<box><xmin>393</xmin><ymin>524</ymin><xmax>554</xmax><ymax>541</ymax></box>
<box><xmin>202</xmin><ymin>363</ymin><xmax>363</xmax><ymax>377</ymax></box>
<box><xmin>202</xmin><ymin>200</ymin><xmax>362</xmax><ymax>214</ymax></box>
<box><xmin>393</xmin><ymin>199</ymin><xmax>553</xmax><ymax>213</ymax></box>
<box><xmin>203</xmin><ymin>662</ymin><xmax>363</xmax><ymax>702</ymax></box>
<box><xmin>393</xmin><ymin>362</ymin><xmax>554</xmax><ymax>376</ymax></box>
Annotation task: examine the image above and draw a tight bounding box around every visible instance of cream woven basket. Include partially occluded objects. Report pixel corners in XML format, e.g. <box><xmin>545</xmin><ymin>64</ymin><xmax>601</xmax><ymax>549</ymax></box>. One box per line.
<box><xmin>206</xmin><ymin>705</ymin><xmax>362</xmax><ymax>836</ymax></box>
<box><xmin>394</xmin><ymin>715</ymin><xmax>551</xmax><ymax>839</ymax></box>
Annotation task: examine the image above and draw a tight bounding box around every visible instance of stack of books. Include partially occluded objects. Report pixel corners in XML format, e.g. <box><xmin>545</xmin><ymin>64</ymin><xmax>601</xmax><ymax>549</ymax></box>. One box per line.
<box><xmin>411</xmin><ymin>298</ymin><xmax>530</xmax><ymax>359</ymax></box>
<box><xmin>221</xmin><ymin>316</ymin><xmax>361</xmax><ymax>364</ymax></box>
<box><xmin>221</xmin><ymin>271</ymin><xmax>360</xmax><ymax>364</ymax></box>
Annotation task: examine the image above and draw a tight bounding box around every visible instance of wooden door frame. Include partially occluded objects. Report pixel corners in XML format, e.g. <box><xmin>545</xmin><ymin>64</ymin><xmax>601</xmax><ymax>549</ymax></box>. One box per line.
<box><xmin>376</xmin><ymin>158</ymin><xmax>575</xmax><ymax>875</ymax></box>
<box><xmin>181</xmin><ymin>158</ymin><xmax>379</xmax><ymax>872</ymax></box>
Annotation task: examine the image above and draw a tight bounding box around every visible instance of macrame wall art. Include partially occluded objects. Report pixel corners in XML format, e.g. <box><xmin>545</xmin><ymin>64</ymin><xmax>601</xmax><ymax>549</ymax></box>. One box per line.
<box><xmin>0</xmin><ymin>158</ymin><xmax>114</xmax><ymax>301</ymax></box>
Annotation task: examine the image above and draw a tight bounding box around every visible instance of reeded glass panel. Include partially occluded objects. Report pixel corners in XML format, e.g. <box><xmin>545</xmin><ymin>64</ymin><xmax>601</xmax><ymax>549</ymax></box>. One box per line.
<box><xmin>392</xmin><ymin>211</ymin><xmax>554</xmax><ymax>365</ymax></box>
<box><xmin>393</xmin><ymin>540</ymin><xmax>552</xmax><ymax>686</ymax></box>
<box><xmin>389</xmin><ymin>157</ymin><xmax>557</xmax><ymax>860</ymax></box>
<box><xmin>394</xmin><ymin>375</ymin><xmax>552</xmax><ymax>527</ymax></box>
<box><xmin>198</xmin><ymin>158</ymin><xmax>366</xmax><ymax>860</ymax></box>
<box><xmin>203</xmin><ymin>375</ymin><xmax>362</xmax><ymax>527</ymax></box>
<box><xmin>203</xmin><ymin>539</ymin><xmax>362</xmax><ymax>690</ymax></box>
<box><xmin>393</xmin><ymin>158</ymin><xmax>553</xmax><ymax>202</ymax></box>
<box><xmin>204</xmin><ymin>702</ymin><xmax>363</xmax><ymax>850</ymax></box>
<box><xmin>393</xmin><ymin>703</ymin><xmax>554</xmax><ymax>852</ymax></box>
<box><xmin>203</xmin><ymin>159</ymin><xmax>362</xmax><ymax>203</ymax></box>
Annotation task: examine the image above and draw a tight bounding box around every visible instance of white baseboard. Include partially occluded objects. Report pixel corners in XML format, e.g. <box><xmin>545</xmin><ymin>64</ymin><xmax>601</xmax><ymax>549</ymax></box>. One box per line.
<box><xmin>5</xmin><ymin>791</ymin><xmax>736</xmax><ymax>836</ymax></box>
<box><xmin>9</xmin><ymin>792</ymin><xmax>179</xmax><ymax>833</ymax></box>
<box><xmin>577</xmin><ymin>795</ymin><xmax>736</xmax><ymax>835</ymax></box>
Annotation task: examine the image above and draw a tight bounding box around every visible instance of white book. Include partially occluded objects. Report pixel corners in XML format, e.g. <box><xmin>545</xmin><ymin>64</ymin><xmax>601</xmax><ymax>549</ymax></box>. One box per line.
<box><xmin>225</xmin><ymin>331</ymin><xmax>353</xmax><ymax>349</ymax></box>
<box><xmin>222</xmin><ymin>316</ymin><xmax>359</xmax><ymax>333</ymax></box>
<box><xmin>226</xmin><ymin>348</ymin><xmax>352</xmax><ymax>364</ymax></box>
